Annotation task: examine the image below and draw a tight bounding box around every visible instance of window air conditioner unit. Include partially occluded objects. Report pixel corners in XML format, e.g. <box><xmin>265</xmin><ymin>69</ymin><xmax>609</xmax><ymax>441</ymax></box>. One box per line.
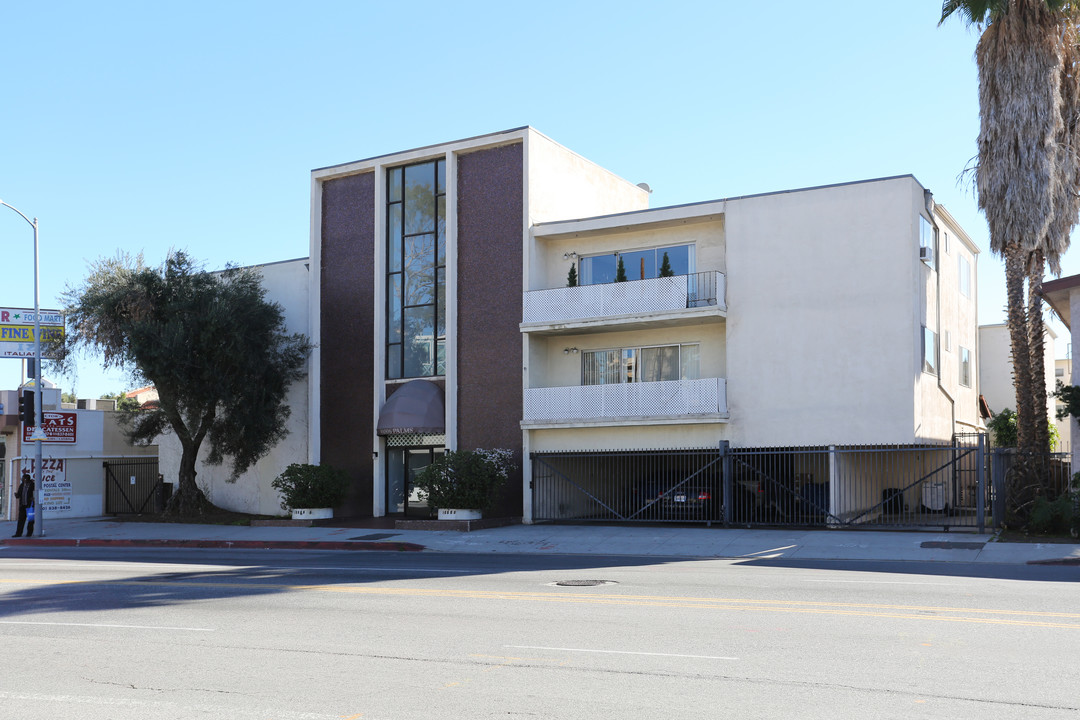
<box><xmin>919</xmin><ymin>246</ymin><xmax>933</xmax><ymax>262</ymax></box>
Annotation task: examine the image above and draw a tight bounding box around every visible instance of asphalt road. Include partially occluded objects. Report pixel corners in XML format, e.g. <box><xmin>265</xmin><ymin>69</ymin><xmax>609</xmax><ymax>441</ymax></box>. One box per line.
<box><xmin>0</xmin><ymin>547</ymin><xmax>1077</xmax><ymax>719</ymax></box>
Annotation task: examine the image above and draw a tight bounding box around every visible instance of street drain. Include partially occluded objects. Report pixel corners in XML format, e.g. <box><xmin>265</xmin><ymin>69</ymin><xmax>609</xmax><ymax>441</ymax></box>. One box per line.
<box><xmin>551</xmin><ymin>580</ymin><xmax>617</xmax><ymax>587</ymax></box>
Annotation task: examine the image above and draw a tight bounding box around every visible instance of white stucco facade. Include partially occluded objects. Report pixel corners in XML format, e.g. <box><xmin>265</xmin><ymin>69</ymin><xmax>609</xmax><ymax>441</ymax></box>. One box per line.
<box><xmin>523</xmin><ymin>175</ymin><xmax>982</xmax><ymax>454</ymax></box>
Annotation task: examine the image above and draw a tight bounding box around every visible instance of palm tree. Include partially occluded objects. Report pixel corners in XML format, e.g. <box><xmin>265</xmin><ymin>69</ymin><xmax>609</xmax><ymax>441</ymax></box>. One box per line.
<box><xmin>941</xmin><ymin>1</ymin><xmax>1079</xmax><ymax>452</ymax></box>
<box><xmin>941</xmin><ymin>1</ymin><xmax>1080</xmax><ymax>523</ymax></box>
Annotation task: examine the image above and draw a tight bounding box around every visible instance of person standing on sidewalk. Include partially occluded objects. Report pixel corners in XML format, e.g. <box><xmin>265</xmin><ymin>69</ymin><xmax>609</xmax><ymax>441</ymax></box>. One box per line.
<box><xmin>12</xmin><ymin>472</ymin><xmax>34</xmax><ymax>538</ymax></box>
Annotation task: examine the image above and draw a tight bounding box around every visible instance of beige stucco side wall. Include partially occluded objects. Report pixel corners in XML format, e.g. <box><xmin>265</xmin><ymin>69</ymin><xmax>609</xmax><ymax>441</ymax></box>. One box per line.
<box><xmin>723</xmin><ymin>178</ymin><xmax>920</xmax><ymax>446</ymax></box>
<box><xmin>157</xmin><ymin>258</ymin><xmax>310</xmax><ymax>516</ymax></box>
<box><xmin>525</xmin><ymin>130</ymin><xmax>648</xmax><ymax>227</ymax></box>
<box><xmin>941</xmin><ymin>209</ymin><xmax>981</xmax><ymax>431</ymax></box>
<box><xmin>528</xmin><ymin>424</ymin><xmax>728</xmax><ymax>453</ymax></box>
<box><xmin>101</xmin><ymin>412</ymin><xmax>159</xmax><ymax>456</ymax></box>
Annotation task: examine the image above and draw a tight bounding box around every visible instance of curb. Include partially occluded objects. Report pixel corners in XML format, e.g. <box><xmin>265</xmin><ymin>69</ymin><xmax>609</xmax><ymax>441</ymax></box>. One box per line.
<box><xmin>1</xmin><ymin>538</ymin><xmax>426</xmax><ymax>552</ymax></box>
<box><xmin>1027</xmin><ymin>557</ymin><xmax>1080</xmax><ymax>566</ymax></box>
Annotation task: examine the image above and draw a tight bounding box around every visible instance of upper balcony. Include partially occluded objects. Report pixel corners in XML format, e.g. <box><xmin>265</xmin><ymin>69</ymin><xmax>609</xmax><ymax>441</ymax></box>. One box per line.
<box><xmin>521</xmin><ymin>271</ymin><xmax>726</xmax><ymax>335</ymax></box>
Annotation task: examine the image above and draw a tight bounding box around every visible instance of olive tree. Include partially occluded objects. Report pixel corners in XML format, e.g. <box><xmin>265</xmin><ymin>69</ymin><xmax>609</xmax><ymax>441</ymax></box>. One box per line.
<box><xmin>57</xmin><ymin>251</ymin><xmax>311</xmax><ymax>515</ymax></box>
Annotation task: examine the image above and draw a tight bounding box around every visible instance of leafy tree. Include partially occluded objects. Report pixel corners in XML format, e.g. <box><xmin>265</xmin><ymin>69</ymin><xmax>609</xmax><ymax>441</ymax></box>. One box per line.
<box><xmin>61</xmin><ymin>392</ymin><xmax>77</xmax><ymax>404</ymax></box>
<box><xmin>566</xmin><ymin>263</ymin><xmax>578</xmax><ymax>287</ymax></box>
<box><xmin>102</xmin><ymin>391</ymin><xmax>141</xmax><ymax>412</ymax></box>
<box><xmin>615</xmin><ymin>256</ymin><xmax>627</xmax><ymax>282</ymax></box>
<box><xmin>658</xmin><ymin>252</ymin><xmax>675</xmax><ymax>278</ymax></box>
<box><xmin>56</xmin><ymin>251</ymin><xmax>311</xmax><ymax>515</ymax></box>
<box><xmin>1054</xmin><ymin>380</ymin><xmax>1080</xmax><ymax>421</ymax></box>
<box><xmin>987</xmin><ymin>408</ymin><xmax>1059</xmax><ymax>450</ymax></box>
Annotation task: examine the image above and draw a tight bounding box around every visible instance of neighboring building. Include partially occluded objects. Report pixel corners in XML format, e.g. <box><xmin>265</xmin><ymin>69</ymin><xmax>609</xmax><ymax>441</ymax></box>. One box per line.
<box><xmin>155</xmin><ymin>257</ymin><xmax>311</xmax><ymax>516</ymax></box>
<box><xmin>125</xmin><ymin>385</ymin><xmax>159</xmax><ymax>408</ymax></box>
<box><xmin>1041</xmin><ymin>276</ymin><xmax>1080</xmax><ymax>471</ymax></box>
<box><xmin>310</xmin><ymin>127</ymin><xmax>984</xmax><ymax>523</ymax></box>
<box><xmin>977</xmin><ymin>323</ymin><xmax>1058</xmax><ymax>445</ymax></box>
<box><xmin>1</xmin><ymin>379</ymin><xmax>158</xmax><ymax>520</ymax></box>
<box><xmin>1054</xmin><ymin>357</ymin><xmax>1071</xmax><ymax>452</ymax></box>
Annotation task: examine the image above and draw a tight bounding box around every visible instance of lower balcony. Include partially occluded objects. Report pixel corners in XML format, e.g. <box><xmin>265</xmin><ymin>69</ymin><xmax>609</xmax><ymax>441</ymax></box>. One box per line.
<box><xmin>522</xmin><ymin>378</ymin><xmax>728</xmax><ymax>428</ymax></box>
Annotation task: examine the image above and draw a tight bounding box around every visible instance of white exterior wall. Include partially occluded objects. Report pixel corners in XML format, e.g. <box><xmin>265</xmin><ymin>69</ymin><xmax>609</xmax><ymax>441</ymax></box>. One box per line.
<box><xmin>157</xmin><ymin>258</ymin><xmax>310</xmax><ymax>516</ymax></box>
<box><xmin>724</xmin><ymin>178</ymin><xmax>921</xmax><ymax>446</ymax></box>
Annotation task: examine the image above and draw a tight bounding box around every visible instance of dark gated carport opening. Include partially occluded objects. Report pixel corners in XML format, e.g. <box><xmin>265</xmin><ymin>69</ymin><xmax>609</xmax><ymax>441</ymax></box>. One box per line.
<box><xmin>531</xmin><ymin>448</ymin><xmax>724</xmax><ymax>524</ymax></box>
<box><xmin>531</xmin><ymin>435</ymin><xmax>993</xmax><ymax>531</ymax></box>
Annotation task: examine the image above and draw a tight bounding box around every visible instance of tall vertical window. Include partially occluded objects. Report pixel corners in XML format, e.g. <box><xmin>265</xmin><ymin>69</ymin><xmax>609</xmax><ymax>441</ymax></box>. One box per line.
<box><xmin>959</xmin><ymin>347</ymin><xmax>972</xmax><ymax>387</ymax></box>
<box><xmin>920</xmin><ymin>216</ymin><xmax>936</xmax><ymax>269</ymax></box>
<box><xmin>923</xmin><ymin>327</ymin><xmax>938</xmax><ymax>375</ymax></box>
<box><xmin>386</xmin><ymin>160</ymin><xmax>446</xmax><ymax>379</ymax></box>
<box><xmin>958</xmin><ymin>254</ymin><xmax>972</xmax><ymax>298</ymax></box>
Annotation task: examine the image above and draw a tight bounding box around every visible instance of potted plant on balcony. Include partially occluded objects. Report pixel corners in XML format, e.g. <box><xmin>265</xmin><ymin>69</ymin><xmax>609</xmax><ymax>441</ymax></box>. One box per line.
<box><xmin>272</xmin><ymin>463</ymin><xmax>350</xmax><ymax>520</ymax></box>
<box><xmin>414</xmin><ymin>448</ymin><xmax>516</xmax><ymax>519</ymax></box>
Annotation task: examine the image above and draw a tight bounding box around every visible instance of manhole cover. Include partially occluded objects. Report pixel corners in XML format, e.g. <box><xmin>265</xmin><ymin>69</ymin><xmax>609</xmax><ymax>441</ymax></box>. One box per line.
<box><xmin>351</xmin><ymin>533</ymin><xmax>400</xmax><ymax>541</ymax></box>
<box><xmin>551</xmin><ymin>580</ymin><xmax>617</xmax><ymax>587</ymax></box>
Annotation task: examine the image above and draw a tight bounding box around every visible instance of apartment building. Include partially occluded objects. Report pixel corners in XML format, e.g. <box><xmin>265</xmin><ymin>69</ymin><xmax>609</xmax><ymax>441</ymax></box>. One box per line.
<box><xmin>311</xmin><ymin>128</ymin><xmax>982</xmax><ymax>523</ymax></box>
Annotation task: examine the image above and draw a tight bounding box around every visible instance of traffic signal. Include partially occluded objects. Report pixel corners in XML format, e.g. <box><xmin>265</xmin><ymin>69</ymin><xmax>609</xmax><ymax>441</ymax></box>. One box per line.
<box><xmin>19</xmin><ymin>390</ymin><xmax>36</xmax><ymax>426</ymax></box>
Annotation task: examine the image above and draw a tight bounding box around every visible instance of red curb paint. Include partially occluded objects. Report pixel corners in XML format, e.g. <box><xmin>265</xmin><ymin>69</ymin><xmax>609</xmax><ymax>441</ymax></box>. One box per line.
<box><xmin>1</xmin><ymin>538</ymin><xmax>426</xmax><ymax>552</ymax></box>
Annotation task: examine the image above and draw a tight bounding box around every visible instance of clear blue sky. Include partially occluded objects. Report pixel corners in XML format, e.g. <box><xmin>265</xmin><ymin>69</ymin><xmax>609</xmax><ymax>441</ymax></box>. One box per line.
<box><xmin>0</xmin><ymin>1</ymin><xmax>1072</xmax><ymax>398</ymax></box>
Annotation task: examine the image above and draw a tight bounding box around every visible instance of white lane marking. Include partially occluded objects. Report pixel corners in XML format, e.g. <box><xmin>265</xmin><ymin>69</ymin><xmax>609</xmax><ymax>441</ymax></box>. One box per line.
<box><xmin>0</xmin><ymin>620</ymin><xmax>213</xmax><ymax>631</ymax></box>
<box><xmin>0</xmin><ymin>561</ymin><xmax>483</xmax><ymax>573</ymax></box>
<box><xmin>0</xmin><ymin>691</ymin><xmax>336</xmax><ymax>718</ymax></box>
<box><xmin>799</xmin><ymin>578</ymin><xmax>962</xmax><ymax>586</ymax></box>
<box><xmin>506</xmin><ymin>645</ymin><xmax>737</xmax><ymax>660</ymax></box>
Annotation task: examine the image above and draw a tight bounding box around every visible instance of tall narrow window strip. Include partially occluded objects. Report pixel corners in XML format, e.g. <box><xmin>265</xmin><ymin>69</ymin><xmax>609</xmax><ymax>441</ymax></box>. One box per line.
<box><xmin>959</xmin><ymin>347</ymin><xmax>972</xmax><ymax>387</ymax></box>
<box><xmin>387</xmin><ymin>160</ymin><xmax>446</xmax><ymax>379</ymax></box>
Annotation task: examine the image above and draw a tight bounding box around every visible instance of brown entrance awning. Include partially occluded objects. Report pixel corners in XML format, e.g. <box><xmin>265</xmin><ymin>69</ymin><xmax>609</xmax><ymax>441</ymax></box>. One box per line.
<box><xmin>377</xmin><ymin>380</ymin><xmax>446</xmax><ymax>436</ymax></box>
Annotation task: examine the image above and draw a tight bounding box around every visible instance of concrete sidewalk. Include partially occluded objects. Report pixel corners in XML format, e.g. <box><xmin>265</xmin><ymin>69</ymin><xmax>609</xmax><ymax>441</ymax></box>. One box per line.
<box><xmin>3</xmin><ymin>516</ymin><xmax>1080</xmax><ymax>565</ymax></box>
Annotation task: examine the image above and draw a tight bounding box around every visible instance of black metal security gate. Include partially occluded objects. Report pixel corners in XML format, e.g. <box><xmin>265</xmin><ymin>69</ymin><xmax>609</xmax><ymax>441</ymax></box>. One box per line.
<box><xmin>104</xmin><ymin>458</ymin><xmax>163</xmax><ymax>514</ymax></box>
<box><xmin>532</xmin><ymin>449</ymin><xmax>723</xmax><ymax>523</ymax></box>
<box><xmin>532</xmin><ymin>435</ymin><xmax>991</xmax><ymax>531</ymax></box>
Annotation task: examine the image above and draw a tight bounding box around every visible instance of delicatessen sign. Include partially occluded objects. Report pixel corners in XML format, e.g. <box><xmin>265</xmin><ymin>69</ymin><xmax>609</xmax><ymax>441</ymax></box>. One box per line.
<box><xmin>23</xmin><ymin>411</ymin><xmax>78</xmax><ymax>443</ymax></box>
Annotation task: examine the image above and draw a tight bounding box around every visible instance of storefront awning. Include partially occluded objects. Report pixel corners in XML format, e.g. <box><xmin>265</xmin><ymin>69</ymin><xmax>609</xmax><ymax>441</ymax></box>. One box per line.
<box><xmin>376</xmin><ymin>380</ymin><xmax>446</xmax><ymax>436</ymax></box>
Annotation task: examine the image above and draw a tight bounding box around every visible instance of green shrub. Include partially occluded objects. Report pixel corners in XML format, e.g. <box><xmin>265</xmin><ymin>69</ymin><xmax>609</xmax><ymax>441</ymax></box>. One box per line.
<box><xmin>413</xmin><ymin>449</ymin><xmax>516</xmax><ymax>513</ymax></box>
<box><xmin>1028</xmin><ymin>495</ymin><xmax>1075</xmax><ymax>535</ymax></box>
<box><xmin>271</xmin><ymin>463</ymin><xmax>350</xmax><ymax>512</ymax></box>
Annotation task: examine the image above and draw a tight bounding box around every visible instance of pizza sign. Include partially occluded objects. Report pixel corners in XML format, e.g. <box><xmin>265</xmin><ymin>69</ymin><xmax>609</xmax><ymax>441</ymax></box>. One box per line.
<box><xmin>23</xmin><ymin>411</ymin><xmax>78</xmax><ymax>443</ymax></box>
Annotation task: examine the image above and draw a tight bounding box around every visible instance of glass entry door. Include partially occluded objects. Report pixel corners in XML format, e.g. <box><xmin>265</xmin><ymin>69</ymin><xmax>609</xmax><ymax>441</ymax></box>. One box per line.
<box><xmin>386</xmin><ymin>447</ymin><xmax>444</xmax><ymax>516</ymax></box>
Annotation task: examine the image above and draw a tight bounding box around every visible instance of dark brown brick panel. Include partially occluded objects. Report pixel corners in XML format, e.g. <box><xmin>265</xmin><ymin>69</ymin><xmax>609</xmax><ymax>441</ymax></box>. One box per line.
<box><xmin>456</xmin><ymin>143</ymin><xmax>525</xmax><ymax>516</ymax></box>
<box><xmin>320</xmin><ymin>171</ymin><xmax>376</xmax><ymax>516</ymax></box>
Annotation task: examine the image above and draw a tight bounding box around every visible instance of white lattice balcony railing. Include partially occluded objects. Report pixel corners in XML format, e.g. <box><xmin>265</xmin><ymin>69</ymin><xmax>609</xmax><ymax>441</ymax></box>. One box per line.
<box><xmin>522</xmin><ymin>378</ymin><xmax>727</xmax><ymax>423</ymax></box>
<box><xmin>522</xmin><ymin>271</ymin><xmax>725</xmax><ymax>325</ymax></box>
